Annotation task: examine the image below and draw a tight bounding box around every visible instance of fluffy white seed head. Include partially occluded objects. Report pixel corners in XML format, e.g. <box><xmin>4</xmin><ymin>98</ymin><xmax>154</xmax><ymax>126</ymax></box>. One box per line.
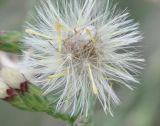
<box><xmin>22</xmin><ymin>0</ymin><xmax>144</xmax><ymax>116</ymax></box>
<box><xmin>0</xmin><ymin>67</ymin><xmax>26</xmax><ymax>89</ymax></box>
<box><xmin>0</xmin><ymin>80</ymin><xmax>9</xmax><ymax>99</ymax></box>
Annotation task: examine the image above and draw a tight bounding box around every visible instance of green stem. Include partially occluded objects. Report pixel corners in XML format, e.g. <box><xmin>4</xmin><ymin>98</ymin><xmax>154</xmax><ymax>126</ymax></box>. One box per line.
<box><xmin>74</xmin><ymin>95</ymin><xmax>96</xmax><ymax>126</ymax></box>
<box><xmin>47</xmin><ymin>107</ymin><xmax>77</xmax><ymax>122</ymax></box>
<box><xmin>68</xmin><ymin>121</ymin><xmax>74</xmax><ymax>126</ymax></box>
<box><xmin>84</xmin><ymin>95</ymin><xmax>96</xmax><ymax>126</ymax></box>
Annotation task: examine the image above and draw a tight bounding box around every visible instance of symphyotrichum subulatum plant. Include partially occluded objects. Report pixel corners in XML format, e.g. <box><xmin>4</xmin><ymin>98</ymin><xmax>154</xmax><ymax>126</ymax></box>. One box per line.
<box><xmin>0</xmin><ymin>0</ymin><xmax>144</xmax><ymax>126</ymax></box>
<box><xmin>23</xmin><ymin>0</ymin><xmax>143</xmax><ymax>117</ymax></box>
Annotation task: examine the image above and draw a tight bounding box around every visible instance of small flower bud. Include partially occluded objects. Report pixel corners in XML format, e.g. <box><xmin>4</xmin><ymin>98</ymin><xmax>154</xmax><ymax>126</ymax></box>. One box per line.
<box><xmin>0</xmin><ymin>67</ymin><xmax>27</xmax><ymax>89</ymax></box>
<box><xmin>0</xmin><ymin>80</ymin><xmax>9</xmax><ymax>99</ymax></box>
<box><xmin>0</xmin><ymin>80</ymin><xmax>16</xmax><ymax>101</ymax></box>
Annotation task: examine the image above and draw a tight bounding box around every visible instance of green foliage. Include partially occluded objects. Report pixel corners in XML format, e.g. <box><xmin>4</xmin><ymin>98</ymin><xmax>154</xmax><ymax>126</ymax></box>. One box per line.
<box><xmin>9</xmin><ymin>84</ymin><xmax>77</xmax><ymax>124</ymax></box>
<box><xmin>0</xmin><ymin>31</ymin><xmax>22</xmax><ymax>53</ymax></box>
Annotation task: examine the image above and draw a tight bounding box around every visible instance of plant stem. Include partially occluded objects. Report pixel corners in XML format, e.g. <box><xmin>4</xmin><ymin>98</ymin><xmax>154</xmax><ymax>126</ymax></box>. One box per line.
<box><xmin>74</xmin><ymin>95</ymin><xmax>96</xmax><ymax>126</ymax></box>
<box><xmin>68</xmin><ymin>121</ymin><xmax>74</xmax><ymax>126</ymax></box>
<box><xmin>47</xmin><ymin>107</ymin><xmax>77</xmax><ymax>122</ymax></box>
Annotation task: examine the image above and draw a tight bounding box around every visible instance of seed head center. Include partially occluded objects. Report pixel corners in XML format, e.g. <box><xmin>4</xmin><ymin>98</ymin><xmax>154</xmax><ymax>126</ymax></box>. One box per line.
<box><xmin>63</xmin><ymin>25</ymin><xmax>97</xmax><ymax>62</ymax></box>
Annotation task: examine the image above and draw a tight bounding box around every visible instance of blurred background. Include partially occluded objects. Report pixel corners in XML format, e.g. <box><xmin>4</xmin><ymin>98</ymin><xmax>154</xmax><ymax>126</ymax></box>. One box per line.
<box><xmin>0</xmin><ymin>0</ymin><xmax>160</xmax><ymax>126</ymax></box>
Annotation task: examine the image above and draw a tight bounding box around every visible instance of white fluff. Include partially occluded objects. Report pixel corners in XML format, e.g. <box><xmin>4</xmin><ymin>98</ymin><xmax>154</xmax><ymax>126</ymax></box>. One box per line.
<box><xmin>22</xmin><ymin>0</ymin><xmax>144</xmax><ymax>116</ymax></box>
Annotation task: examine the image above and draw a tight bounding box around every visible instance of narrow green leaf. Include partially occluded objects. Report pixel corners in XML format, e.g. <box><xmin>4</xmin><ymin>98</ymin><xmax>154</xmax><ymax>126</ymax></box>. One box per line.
<box><xmin>0</xmin><ymin>31</ymin><xmax>22</xmax><ymax>53</ymax></box>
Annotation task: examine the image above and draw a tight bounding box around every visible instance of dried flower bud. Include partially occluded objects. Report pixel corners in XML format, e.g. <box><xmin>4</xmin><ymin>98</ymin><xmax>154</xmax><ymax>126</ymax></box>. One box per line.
<box><xmin>0</xmin><ymin>67</ymin><xmax>27</xmax><ymax>90</ymax></box>
<box><xmin>0</xmin><ymin>80</ymin><xmax>9</xmax><ymax>99</ymax></box>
